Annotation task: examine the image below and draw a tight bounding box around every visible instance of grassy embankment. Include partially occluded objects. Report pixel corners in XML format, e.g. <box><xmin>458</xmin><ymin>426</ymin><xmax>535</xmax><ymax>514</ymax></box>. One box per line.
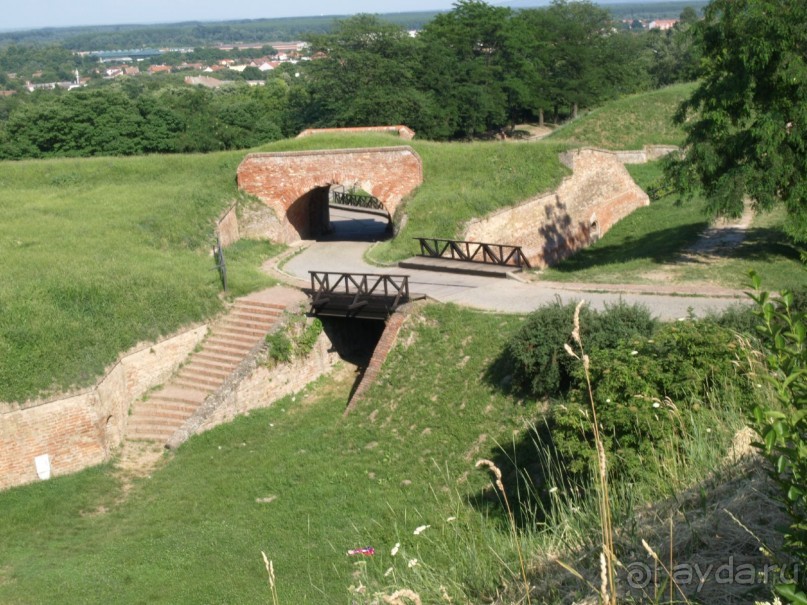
<box><xmin>0</xmin><ymin>303</ymin><xmax>754</xmax><ymax>604</ymax></box>
<box><xmin>257</xmin><ymin>133</ymin><xmax>571</xmax><ymax>265</ymax></box>
<box><xmin>539</xmin><ymin>83</ymin><xmax>804</xmax><ymax>290</ymax></box>
<box><xmin>545</xmin><ymin>82</ymin><xmax>694</xmax><ymax>150</ymax></box>
<box><xmin>0</xmin><ymin>152</ymin><xmax>282</xmax><ymax>403</ymax></box>
<box><xmin>0</xmin><ymin>134</ymin><xmax>569</xmax><ymax>403</ymax></box>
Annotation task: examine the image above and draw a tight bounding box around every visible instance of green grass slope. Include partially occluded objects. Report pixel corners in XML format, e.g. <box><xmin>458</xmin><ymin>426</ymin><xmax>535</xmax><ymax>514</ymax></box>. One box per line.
<box><xmin>540</xmin><ymin>162</ymin><xmax>805</xmax><ymax>289</ymax></box>
<box><xmin>0</xmin><ymin>153</ymin><xmax>280</xmax><ymax>403</ymax></box>
<box><xmin>0</xmin><ymin>133</ymin><xmax>567</xmax><ymax>402</ymax></box>
<box><xmin>546</xmin><ymin>82</ymin><xmax>695</xmax><ymax>150</ymax></box>
<box><xmin>0</xmin><ymin>305</ymin><xmax>532</xmax><ymax>604</ymax></box>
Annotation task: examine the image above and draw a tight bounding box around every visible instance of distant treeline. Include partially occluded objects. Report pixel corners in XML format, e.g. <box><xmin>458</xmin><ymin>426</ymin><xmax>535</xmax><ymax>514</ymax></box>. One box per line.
<box><xmin>0</xmin><ymin>0</ymin><xmax>702</xmax><ymax>159</ymax></box>
<box><xmin>0</xmin><ymin>2</ymin><xmax>707</xmax><ymax>50</ymax></box>
<box><xmin>0</xmin><ymin>13</ymin><xmax>440</xmax><ymax>50</ymax></box>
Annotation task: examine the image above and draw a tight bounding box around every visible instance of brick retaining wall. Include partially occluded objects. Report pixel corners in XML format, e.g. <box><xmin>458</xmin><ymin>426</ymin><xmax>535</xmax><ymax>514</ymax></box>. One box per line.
<box><xmin>463</xmin><ymin>148</ymin><xmax>650</xmax><ymax>268</ymax></box>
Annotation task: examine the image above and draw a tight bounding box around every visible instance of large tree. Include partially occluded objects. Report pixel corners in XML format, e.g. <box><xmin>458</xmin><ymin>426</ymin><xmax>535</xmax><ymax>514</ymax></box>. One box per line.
<box><xmin>666</xmin><ymin>0</ymin><xmax>807</xmax><ymax>242</ymax></box>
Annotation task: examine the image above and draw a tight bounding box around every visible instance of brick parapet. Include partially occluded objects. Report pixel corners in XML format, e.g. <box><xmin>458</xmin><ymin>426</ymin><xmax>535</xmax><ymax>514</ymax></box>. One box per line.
<box><xmin>463</xmin><ymin>148</ymin><xmax>650</xmax><ymax>268</ymax></box>
<box><xmin>236</xmin><ymin>146</ymin><xmax>423</xmax><ymax>243</ymax></box>
<box><xmin>343</xmin><ymin>309</ymin><xmax>410</xmax><ymax>416</ymax></box>
<box><xmin>297</xmin><ymin>125</ymin><xmax>416</xmax><ymax>140</ymax></box>
<box><xmin>0</xmin><ymin>324</ymin><xmax>207</xmax><ymax>490</ymax></box>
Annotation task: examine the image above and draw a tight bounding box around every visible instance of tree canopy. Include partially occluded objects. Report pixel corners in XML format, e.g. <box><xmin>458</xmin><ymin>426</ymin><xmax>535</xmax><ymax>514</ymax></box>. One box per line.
<box><xmin>666</xmin><ymin>0</ymin><xmax>807</xmax><ymax>242</ymax></box>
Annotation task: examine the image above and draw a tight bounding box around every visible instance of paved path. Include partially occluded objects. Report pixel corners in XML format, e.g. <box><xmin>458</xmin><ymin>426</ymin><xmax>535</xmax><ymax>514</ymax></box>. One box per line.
<box><xmin>280</xmin><ymin>208</ymin><xmax>747</xmax><ymax>321</ymax></box>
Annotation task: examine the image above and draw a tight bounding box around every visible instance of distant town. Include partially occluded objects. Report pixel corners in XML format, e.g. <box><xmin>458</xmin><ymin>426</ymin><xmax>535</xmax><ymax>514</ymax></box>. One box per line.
<box><xmin>1</xmin><ymin>15</ymin><xmax>680</xmax><ymax>96</ymax></box>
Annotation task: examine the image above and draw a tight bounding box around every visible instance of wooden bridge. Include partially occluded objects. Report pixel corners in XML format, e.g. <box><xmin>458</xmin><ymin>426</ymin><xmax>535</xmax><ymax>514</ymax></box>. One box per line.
<box><xmin>308</xmin><ymin>271</ymin><xmax>421</xmax><ymax>319</ymax></box>
<box><xmin>414</xmin><ymin>237</ymin><xmax>530</xmax><ymax>268</ymax></box>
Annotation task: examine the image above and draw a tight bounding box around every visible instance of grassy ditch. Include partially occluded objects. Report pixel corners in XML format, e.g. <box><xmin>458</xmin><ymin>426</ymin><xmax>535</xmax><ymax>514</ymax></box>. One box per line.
<box><xmin>0</xmin><ymin>152</ymin><xmax>281</xmax><ymax>403</ymax></box>
<box><xmin>0</xmin><ymin>302</ymin><xmax>769</xmax><ymax>604</ymax></box>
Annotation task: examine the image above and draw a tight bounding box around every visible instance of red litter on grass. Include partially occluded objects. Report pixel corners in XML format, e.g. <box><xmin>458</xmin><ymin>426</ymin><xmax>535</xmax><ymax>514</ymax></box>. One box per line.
<box><xmin>347</xmin><ymin>546</ymin><xmax>375</xmax><ymax>556</ymax></box>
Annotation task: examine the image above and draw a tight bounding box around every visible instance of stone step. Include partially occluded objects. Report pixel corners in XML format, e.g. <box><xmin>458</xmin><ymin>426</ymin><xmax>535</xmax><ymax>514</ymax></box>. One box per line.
<box><xmin>181</xmin><ymin>363</ymin><xmax>231</xmax><ymax>381</ymax></box>
<box><xmin>188</xmin><ymin>357</ymin><xmax>238</xmax><ymax>373</ymax></box>
<box><xmin>130</xmin><ymin>404</ymin><xmax>195</xmax><ymax>422</ymax></box>
<box><xmin>175</xmin><ymin>370</ymin><xmax>224</xmax><ymax>389</ymax></box>
<box><xmin>172</xmin><ymin>377</ymin><xmax>217</xmax><ymax>393</ymax></box>
<box><xmin>127</xmin><ymin>423</ymin><xmax>179</xmax><ymax>442</ymax></box>
<box><xmin>149</xmin><ymin>386</ymin><xmax>208</xmax><ymax>406</ymax></box>
<box><xmin>208</xmin><ymin>329</ymin><xmax>263</xmax><ymax>347</ymax></box>
<box><xmin>193</xmin><ymin>351</ymin><xmax>242</xmax><ymax>368</ymax></box>
<box><xmin>235</xmin><ymin>300</ymin><xmax>286</xmax><ymax>313</ymax></box>
<box><xmin>205</xmin><ymin>338</ymin><xmax>256</xmax><ymax>354</ymax></box>
<box><xmin>227</xmin><ymin>310</ymin><xmax>277</xmax><ymax>327</ymax></box>
<box><xmin>215</xmin><ymin>323</ymin><xmax>270</xmax><ymax>339</ymax></box>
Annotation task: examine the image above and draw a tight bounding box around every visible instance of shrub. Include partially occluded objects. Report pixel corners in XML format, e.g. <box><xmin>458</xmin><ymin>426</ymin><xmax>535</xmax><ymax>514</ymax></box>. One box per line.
<box><xmin>506</xmin><ymin>299</ymin><xmax>657</xmax><ymax>399</ymax></box>
<box><xmin>265</xmin><ymin>315</ymin><xmax>323</xmax><ymax>364</ymax></box>
<box><xmin>265</xmin><ymin>331</ymin><xmax>293</xmax><ymax>364</ymax></box>
<box><xmin>549</xmin><ymin>319</ymin><xmax>751</xmax><ymax>481</ymax></box>
<box><xmin>705</xmin><ymin>302</ymin><xmax>758</xmax><ymax>337</ymax></box>
<box><xmin>747</xmin><ymin>274</ymin><xmax>807</xmax><ymax>602</ymax></box>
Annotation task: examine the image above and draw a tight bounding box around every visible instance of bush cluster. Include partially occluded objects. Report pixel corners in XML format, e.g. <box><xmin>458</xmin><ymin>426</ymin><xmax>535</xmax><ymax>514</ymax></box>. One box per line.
<box><xmin>552</xmin><ymin>320</ymin><xmax>750</xmax><ymax>480</ymax></box>
<box><xmin>506</xmin><ymin>299</ymin><xmax>657</xmax><ymax>399</ymax></box>
<box><xmin>505</xmin><ymin>300</ymin><xmax>755</xmax><ymax>482</ymax></box>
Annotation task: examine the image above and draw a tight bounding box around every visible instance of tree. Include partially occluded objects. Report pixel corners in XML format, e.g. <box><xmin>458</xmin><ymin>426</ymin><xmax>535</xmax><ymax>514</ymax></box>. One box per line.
<box><xmin>296</xmin><ymin>14</ymin><xmax>429</xmax><ymax>131</ymax></box>
<box><xmin>418</xmin><ymin>1</ymin><xmax>512</xmax><ymax>137</ymax></box>
<box><xmin>666</xmin><ymin>0</ymin><xmax>807</xmax><ymax>242</ymax></box>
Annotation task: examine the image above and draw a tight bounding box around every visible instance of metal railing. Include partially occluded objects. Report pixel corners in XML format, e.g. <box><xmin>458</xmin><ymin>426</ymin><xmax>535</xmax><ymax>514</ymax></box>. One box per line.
<box><xmin>414</xmin><ymin>237</ymin><xmax>531</xmax><ymax>269</ymax></box>
<box><xmin>331</xmin><ymin>191</ymin><xmax>387</xmax><ymax>212</ymax></box>
<box><xmin>213</xmin><ymin>235</ymin><xmax>227</xmax><ymax>292</ymax></box>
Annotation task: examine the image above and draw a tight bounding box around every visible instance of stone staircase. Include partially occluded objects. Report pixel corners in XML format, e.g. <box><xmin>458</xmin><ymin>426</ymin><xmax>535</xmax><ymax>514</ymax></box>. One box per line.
<box><xmin>126</xmin><ymin>297</ymin><xmax>286</xmax><ymax>444</ymax></box>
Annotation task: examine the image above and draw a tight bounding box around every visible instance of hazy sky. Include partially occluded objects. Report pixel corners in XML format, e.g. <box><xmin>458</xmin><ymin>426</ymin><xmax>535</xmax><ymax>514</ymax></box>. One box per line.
<box><xmin>4</xmin><ymin>1</ymin><xmax>461</xmax><ymax>31</ymax></box>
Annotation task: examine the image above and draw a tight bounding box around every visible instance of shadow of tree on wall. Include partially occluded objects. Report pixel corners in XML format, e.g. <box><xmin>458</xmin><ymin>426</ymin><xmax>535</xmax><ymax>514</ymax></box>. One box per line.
<box><xmin>539</xmin><ymin>198</ymin><xmax>591</xmax><ymax>267</ymax></box>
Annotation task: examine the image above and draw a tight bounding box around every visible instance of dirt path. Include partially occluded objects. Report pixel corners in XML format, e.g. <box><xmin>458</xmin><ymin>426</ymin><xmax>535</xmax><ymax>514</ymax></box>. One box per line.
<box><xmin>639</xmin><ymin>201</ymin><xmax>754</xmax><ymax>284</ymax></box>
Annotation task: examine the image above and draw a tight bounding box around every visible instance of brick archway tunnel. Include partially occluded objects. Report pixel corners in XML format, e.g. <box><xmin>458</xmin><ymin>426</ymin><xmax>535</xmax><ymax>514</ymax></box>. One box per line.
<box><xmin>236</xmin><ymin>146</ymin><xmax>423</xmax><ymax>243</ymax></box>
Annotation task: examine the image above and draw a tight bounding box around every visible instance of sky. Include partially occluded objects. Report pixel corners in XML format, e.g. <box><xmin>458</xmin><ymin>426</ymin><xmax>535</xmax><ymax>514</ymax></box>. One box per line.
<box><xmin>3</xmin><ymin>1</ymin><xmax>462</xmax><ymax>31</ymax></box>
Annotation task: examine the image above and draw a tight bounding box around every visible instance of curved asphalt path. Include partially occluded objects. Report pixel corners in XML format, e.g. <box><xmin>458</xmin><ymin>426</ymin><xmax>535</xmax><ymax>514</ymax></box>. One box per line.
<box><xmin>282</xmin><ymin>208</ymin><xmax>747</xmax><ymax>321</ymax></box>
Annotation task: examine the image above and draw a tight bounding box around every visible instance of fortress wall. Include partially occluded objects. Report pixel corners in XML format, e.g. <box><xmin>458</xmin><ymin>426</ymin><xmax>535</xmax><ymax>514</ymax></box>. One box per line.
<box><xmin>297</xmin><ymin>125</ymin><xmax>416</xmax><ymax>140</ymax></box>
<box><xmin>0</xmin><ymin>325</ymin><xmax>207</xmax><ymax>490</ymax></box>
<box><xmin>464</xmin><ymin>148</ymin><xmax>650</xmax><ymax>268</ymax></box>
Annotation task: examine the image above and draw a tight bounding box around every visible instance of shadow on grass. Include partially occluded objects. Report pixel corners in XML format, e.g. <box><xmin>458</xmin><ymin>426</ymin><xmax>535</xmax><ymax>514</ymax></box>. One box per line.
<box><xmin>723</xmin><ymin>227</ymin><xmax>802</xmax><ymax>262</ymax></box>
<box><xmin>466</xmin><ymin>419</ymin><xmax>584</xmax><ymax>530</ymax></box>
<box><xmin>549</xmin><ymin>222</ymin><xmax>709</xmax><ymax>273</ymax></box>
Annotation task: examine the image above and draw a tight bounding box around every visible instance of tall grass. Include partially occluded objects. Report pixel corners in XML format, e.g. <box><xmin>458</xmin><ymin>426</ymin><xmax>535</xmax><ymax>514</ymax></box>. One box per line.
<box><xmin>0</xmin><ymin>301</ymin><xmax>761</xmax><ymax>603</ymax></box>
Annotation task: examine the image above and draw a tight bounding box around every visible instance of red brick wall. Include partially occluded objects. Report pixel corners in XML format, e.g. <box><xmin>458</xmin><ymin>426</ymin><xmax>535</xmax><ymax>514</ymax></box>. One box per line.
<box><xmin>297</xmin><ymin>125</ymin><xmax>416</xmax><ymax>140</ymax></box>
<box><xmin>0</xmin><ymin>397</ymin><xmax>107</xmax><ymax>490</ymax></box>
<box><xmin>344</xmin><ymin>312</ymin><xmax>407</xmax><ymax>416</ymax></box>
<box><xmin>237</xmin><ymin>147</ymin><xmax>423</xmax><ymax>243</ymax></box>
<box><xmin>464</xmin><ymin>148</ymin><xmax>650</xmax><ymax>268</ymax></box>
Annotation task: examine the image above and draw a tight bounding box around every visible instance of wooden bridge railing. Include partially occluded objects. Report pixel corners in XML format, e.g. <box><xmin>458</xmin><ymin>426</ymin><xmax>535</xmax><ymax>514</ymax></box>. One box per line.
<box><xmin>309</xmin><ymin>271</ymin><xmax>410</xmax><ymax>316</ymax></box>
<box><xmin>415</xmin><ymin>237</ymin><xmax>531</xmax><ymax>269</ymax></box>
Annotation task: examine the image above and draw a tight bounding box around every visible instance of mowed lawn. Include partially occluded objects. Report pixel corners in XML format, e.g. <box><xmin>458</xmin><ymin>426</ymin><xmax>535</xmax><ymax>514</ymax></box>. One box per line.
<box><xmin>0</xmin><ymin>305</ymin><xmax>532</xmax><ymax>604</ymax></box>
